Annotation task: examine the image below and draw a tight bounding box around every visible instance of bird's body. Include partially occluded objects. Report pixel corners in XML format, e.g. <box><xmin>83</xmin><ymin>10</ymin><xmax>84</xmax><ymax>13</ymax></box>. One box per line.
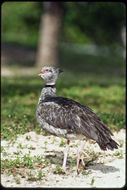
<box><xmin>36</xmin><ymin>66</ymin><xmax>118</xmax><ymax>172</ymax></box>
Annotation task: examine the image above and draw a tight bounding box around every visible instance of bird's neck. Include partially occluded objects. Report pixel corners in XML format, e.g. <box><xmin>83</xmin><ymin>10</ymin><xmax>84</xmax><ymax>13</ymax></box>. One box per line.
<box><xmin>38</xmin><ymin>84</ymin><xmax>56</xmax><ymax>103</ymax></box>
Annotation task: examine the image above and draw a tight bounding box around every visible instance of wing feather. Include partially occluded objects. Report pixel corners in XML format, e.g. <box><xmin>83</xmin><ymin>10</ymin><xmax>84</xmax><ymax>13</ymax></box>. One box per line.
<box><xmin>37</xmin><ymin>96</ymin><xmax>118</xmax><ymax>150</ymax></box>
<box><xmin>38</xmin><ymin>97</ymin><xmax>112</xmax><ymax>141</ymax></box>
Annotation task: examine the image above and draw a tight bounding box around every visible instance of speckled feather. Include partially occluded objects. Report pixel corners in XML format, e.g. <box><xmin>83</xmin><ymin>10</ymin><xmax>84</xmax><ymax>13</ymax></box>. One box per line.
<box><xmin>37</xmin><ymin>90</ymin><xmax>118</xmax><ymax>150</ymax></box>
<box><xmin>36</xmin><ymin>67</ymin><xmax>118</xmax><ymax>151</ymax></box>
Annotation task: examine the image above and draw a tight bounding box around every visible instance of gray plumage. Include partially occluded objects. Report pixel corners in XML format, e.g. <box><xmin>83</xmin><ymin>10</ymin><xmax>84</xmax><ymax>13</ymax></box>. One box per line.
<box><xmin>36</xmin><ymin>66</ymin><xmax>118</xmax><ymax>151</ymax></box>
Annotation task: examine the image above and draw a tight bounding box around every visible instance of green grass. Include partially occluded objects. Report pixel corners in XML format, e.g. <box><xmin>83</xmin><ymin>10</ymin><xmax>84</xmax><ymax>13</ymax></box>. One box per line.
<box><xmin>90</xmin><ymin>177</ymin><xmax>95</xmax><ymax>186</ymax></box>
<box><xmin>1</xmin><ymin>153</ymin><xmax>46</xmax><ymax>180</ymax></box>
<box><xmin>113</xmin><ymin>150</ymin><xmax>124</xmax><ymax>156</ymax></box>
<box><xmin>59</xmin><ymin>138</ymin><xmax>66</xmax><ymax>147</ymax></box>
<box><xmin>53</xmin><ymin>165</ymin><xmax>65</xmax><ymax>174</ymax></box>
<box><xmin>1</xmin><ymin>154</ymin><xmax>50</xmax><ymax>175</ymax></box>
<box><xmin>1</xmin><ymin>51</ymin><xmax>125</xmax><ymax>140</ymax></box>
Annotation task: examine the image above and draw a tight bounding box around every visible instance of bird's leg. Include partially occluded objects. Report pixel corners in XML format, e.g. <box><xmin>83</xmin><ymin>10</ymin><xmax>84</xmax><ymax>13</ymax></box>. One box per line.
<box><xmin>62</xmin><ymin>139</ymin><xmax>70</xmax><ymax>171</ymax></box>
<box><xmin>76</xmin><ymin>138</ymin><xmax>88</xmax><ymax>173</ymax></box>
<box><xmin>76</xmin><ymin>141</ymin><xmax>85</xmax><ymax>173</ymax></box>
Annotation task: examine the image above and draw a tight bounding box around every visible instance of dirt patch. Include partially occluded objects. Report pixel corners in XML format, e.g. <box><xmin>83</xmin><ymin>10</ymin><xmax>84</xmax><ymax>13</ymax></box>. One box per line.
<box><xmin>1</xmin><ymin>129</ymin><xmax>125</xmax><ymax>188</ymax></box>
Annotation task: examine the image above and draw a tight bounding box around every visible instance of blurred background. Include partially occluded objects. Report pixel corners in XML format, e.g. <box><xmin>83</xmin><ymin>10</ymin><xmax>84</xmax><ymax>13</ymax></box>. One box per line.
<box><xmin>2</xmin><ymin>2</ymin><xmax>126</xmax><ymax>70</ymax></box>
<box><xmin>1</xmin><ymin>2</ymin><xmax>126</xmax><ymax>139</ymax></box>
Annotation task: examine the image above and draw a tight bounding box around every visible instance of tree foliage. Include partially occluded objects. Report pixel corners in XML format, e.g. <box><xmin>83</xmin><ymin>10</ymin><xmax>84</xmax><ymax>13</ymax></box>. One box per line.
<box><xmin>2</xmin><ymin>2</ymin><xmax>42</xmax><ymax>47</ymax></box>
<box><xmin>2</xmin><ymin>2</ymin><xmax>125</xmax><ymax>47</ymax></box>
<box><xmin>62</xmin><ymin>2</ymin><xmax>125</xmax><ymax>45</ymax></box>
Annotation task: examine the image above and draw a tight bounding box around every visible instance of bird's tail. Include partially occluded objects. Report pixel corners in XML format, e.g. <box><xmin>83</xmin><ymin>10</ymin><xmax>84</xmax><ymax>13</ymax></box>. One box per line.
<box><xmin>98</xmin><ymin>137</ymin><xmax>119</xmax><ymax>151</ymax></box>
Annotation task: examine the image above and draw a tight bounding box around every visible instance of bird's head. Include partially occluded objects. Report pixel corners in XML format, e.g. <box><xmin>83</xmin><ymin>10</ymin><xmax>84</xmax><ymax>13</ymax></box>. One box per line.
<box><xmin>38</xmin><ymin>66</ymin><xmax>63</xmax><ymax>85</ymax></box>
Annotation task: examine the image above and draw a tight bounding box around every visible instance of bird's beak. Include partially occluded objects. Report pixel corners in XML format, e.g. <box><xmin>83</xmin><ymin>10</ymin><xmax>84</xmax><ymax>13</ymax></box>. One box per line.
<box><xmin>38</xmin><ymin>70</ymin><xmax>46</xmax><ymax>76</ymax></box>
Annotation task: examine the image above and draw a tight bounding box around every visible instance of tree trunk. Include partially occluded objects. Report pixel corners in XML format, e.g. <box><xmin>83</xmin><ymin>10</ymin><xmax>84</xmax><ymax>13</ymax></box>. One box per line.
<box><xmin>36</xmin><ymin>2</ymin><xmax>63</xmax><ymax>68</ymax></box>
<box><xmin>121</xmin><ymin>26</ymin><xmax>126</xmax><ymax>48</ymax></box>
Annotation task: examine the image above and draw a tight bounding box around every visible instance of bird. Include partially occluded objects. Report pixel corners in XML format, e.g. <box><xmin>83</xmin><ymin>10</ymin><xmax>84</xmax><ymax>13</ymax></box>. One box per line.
<box><xmin>36</xmin><ymin>66</ymin><xmax>119</xmax><ymax>173</ymax></box>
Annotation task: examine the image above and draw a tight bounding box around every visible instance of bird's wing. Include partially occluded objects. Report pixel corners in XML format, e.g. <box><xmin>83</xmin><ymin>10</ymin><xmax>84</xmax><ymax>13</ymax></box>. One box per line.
<box><xmin>37</xmin><ymin>97</ymin><xmax>113</xmax><ymax>141</ymax></box>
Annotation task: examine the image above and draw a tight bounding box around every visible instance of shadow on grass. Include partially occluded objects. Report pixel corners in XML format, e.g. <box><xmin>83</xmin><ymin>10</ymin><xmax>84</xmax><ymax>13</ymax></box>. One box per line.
<box><xmin>1</xmin><ymin>77</ymin><xmax>42</xmax><ymax>97</ymax></box>
<box><xmin>2</xmin><ymin>42</ymin><xmax>125</xmax><ymax>77</ymax></box>
<box><xmin>59</xmin><ymin>48</ymin><xmax>125</xmax><ymax>77</ymax></box>
<box><xmin>2</xmin><ymin>43</ymin><xmax>125</xmax><ymax>98</ymax></box>
<box><xmin>1</xmin><ymin>73</ymin><xmax>125</xmax><ymax>98</ymax></box>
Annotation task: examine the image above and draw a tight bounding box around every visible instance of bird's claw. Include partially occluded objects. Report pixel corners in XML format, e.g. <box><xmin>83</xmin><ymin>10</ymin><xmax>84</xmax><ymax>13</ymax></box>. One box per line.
<box><xmin>76</xmin><ymin>168</ymin><xmax>79</xmax><ymax>175</ymax></box>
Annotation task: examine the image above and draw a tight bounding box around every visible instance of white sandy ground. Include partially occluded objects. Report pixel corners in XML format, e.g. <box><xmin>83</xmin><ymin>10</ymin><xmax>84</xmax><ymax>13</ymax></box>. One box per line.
<box><xmin>1</xmin><ymin>129</ymin><xmax>126</xmax><ymax>188</ymax></box>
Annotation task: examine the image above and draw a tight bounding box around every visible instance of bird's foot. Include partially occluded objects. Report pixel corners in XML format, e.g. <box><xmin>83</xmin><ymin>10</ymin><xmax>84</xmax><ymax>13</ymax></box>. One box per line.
<box><xmin>80</xmin><ymin>157</ymin><xmax>86</xmax><ymax>167</ymax></box>
<box><xmin>76</xmin><ymin>169</ymin><xmax>79</xmax><ymax>175</ymax></box>
<box><xmin>62</xmin><ymin>165</ymin><xmax>66</xmax><ymax>172</ymax></box>
<box><xmin>76</xmin><ymin>151</ymin><xmax>87</xmax><ymax>173</ymax></box>
<box><xmin>81</xmin><ymin>150</ymin><xmax>89</xmax><ymax>158</ymax></box>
